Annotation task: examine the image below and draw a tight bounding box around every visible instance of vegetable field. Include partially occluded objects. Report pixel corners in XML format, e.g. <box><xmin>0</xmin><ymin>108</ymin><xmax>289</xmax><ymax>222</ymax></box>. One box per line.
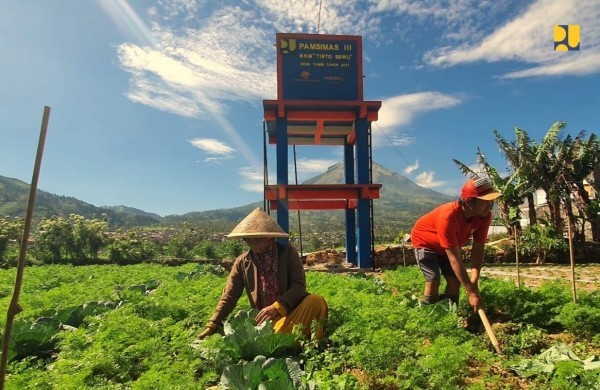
<box><xmin>0</xmin><ymin>263</ymin><xmax>598</xmax><ymax>389</ymax></box>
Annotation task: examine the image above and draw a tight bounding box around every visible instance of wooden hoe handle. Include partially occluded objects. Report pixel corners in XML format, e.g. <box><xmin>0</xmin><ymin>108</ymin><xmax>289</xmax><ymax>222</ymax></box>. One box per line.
<box><xmin>478</xmin><ymin>308</ymin><xmax>502</xmax><ymax>355</ymax></box>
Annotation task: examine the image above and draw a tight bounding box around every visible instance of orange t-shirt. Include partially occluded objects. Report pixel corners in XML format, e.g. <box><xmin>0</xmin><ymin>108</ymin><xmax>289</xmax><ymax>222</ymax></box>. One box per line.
<box><xmin>411</xmin><ymin>201</ymin><xmax>491</xmax><ymax>255</ymax></box>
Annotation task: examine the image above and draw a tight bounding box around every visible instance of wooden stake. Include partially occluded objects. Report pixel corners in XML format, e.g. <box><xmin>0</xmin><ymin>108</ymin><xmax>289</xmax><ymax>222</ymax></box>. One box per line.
<box><xmin>402</xmin><ymin>244</ymin><xmax>406</xmax><ymax>267</ymax></box>
<box><xmin>566</xmin><ymin>217</ymin><xmax>577</xmax><ymax>304</ymax></box>
<box><xmin>478</xmin><ymin>308</ymin><xmax>502</xmax><ymax>355</ymax></box>
<box><xmin>514</xmin><ymin>227</ymin><xmax>520</xmax><ymax>288</ymax></box>
<box><xmin>0</xmin><ymin>106</ymin><xmax>51</xmax><ymax>390</ymax></box>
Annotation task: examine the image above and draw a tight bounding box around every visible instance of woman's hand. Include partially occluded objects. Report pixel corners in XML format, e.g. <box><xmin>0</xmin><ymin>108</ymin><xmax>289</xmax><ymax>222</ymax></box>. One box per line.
<box><xmin>255</xmin><ymin>305</ymin><xmax>282</xmax><ymax>325</ymax></box>
<box><xmin>197</xmin><ymin>327</ymin><xmax>215</xmax><ymax>339</ymax></box>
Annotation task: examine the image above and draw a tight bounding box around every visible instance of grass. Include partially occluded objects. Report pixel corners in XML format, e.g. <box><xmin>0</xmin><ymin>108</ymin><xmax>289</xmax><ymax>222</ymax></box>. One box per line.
<box><xmin>0</xmin><ymin>263</ymin><xmax>598</xmax><ymax>389</ymax></box>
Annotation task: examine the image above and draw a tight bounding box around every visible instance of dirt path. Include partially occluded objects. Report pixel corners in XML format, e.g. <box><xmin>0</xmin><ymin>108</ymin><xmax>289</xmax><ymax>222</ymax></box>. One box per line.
<box><xmin>306</xmin><ymin>262</ymin><xmax>599</xmax><ymax>291</ymax></box>
<box><xmin>481</xmin><ymin>264</ymin><xmax>599</xmax><ymax>291</ymax></box>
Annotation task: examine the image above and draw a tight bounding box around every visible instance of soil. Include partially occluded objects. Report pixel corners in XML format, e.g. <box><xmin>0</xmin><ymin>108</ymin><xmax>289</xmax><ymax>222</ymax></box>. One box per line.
<box><xmin>306</xmin><ymin>261</ymin><xmax>599</xmax><ymax>292</ymax></box>
<box><xmin>480</xmin><ymin>263</ymin><xmax>599</xmax><ymax>291</ymax></box>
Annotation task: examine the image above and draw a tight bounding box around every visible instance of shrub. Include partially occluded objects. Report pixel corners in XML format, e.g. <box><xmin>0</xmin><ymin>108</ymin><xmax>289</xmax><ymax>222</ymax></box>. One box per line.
<box><xmin>33</xmin><ymin>215</ymin><xmax>109</xmax><ymax>264</ymax></box>
<box><xmin>163</xmin><ymin>223</ymin><xmax>204</xmax><ymax>258</ymax></box>
<box><xmin>556</xmin><ymin>292</ymin><xmax>600</xmax><ymax>337</ymax></box>
<box><xmin>519</xmin><ymin>224</ymin><xmax>567</xmax><ymax>264</ymax></box>
<box><xmin>216</xmin><ymin>239</ymin><xmax>245</xmax><ymax>260</ymax></box>
<box><xmin>0</xmin><ymin>217</ymin><xmax>23</xmax><ymax>267</ymax></box>
<box><xmin>107</xmin><ymin>232</ymin><xmax>157</xmax><ymax>263</ymax></box>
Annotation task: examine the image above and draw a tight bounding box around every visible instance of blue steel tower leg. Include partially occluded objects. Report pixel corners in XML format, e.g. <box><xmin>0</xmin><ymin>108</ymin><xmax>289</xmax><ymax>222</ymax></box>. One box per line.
<box><xmin>276</xmin><ymin>117</ymin><xmax>289</xmax><ymax>243</ymax></box>
<box><xmin>355</xmin><ymin>119</ymin><xmax>372</xmax><ymax>269</ymax></box>
<box><xmin>344</xmin><ymin>142</ymin><xmax>357</xmax><ymax>265</ymax></box>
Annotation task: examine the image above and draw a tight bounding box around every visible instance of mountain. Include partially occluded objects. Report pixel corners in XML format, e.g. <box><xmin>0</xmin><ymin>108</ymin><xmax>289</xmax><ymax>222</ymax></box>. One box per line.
<box><xmin>163</xmin><ymin>162</ymin><xmax>453</xmax><ymax>227</ymax></box>
<box><xmin>304</xmin><ymin>162</ymin><xmax>453</xmax><ymax>212</ymax></box>
<box><xmin>0</xmin><ymin>176</ymin><xmax>162</xmax><ymax>227</ymax></box>
<box><xmin>104</xmin><ymin>205</ymin><xmax>162</xmax><ymax>221</ymax></box>
<box><xmin>0</xmin><ymin>162</ymin><xmax>454</xmax><ymax>232</ymax></box>
<box><xmin>162</xmin><ymin>202</ymin><xmax>263</xmax><ymax>225</ymax></box>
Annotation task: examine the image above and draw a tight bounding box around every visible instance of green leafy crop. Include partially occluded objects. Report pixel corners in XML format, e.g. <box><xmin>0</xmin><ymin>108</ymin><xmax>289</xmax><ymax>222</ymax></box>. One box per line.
<box><xmin>197</xmin><ymin>309</ymin><xmax>297</xmax><ymax>362</ymax></box>
<box><xmin>220</xmin><ymin>355</ymin><xmax>304</xmax><ymax>390</ymax></box>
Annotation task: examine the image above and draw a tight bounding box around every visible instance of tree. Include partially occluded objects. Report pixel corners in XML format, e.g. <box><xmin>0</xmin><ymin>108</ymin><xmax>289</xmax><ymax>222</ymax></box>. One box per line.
<box><xmin>34</xmin><ymin>214</ymin><xmax>109</xmax><ymax>263</ymax></box>
<box><xmin>165</xmin><ymin>222</ymin><xmax>204</xmax><ymax>258</ymax></box>
<box><xmin>69</xmin><ymin>214</ymin><xmax>109</xmax><ymax>261</ymax></box>
<box><xmin>0</xmin><ymin>217</ymin><xmax>24</xmax><ymax>266</ymax></box>
<box><xmin>493</xmin><ymin>128</ymin><xmax>538</xmax><ymax>226</ymax></box>
<box><xmin>531</xmin><ymin>122</ymin><xmax>568</xmax><ymax>235</ymax></box>
<box><xmin>453</xmin><ymin>149</ymin><xmax>530</xmax><ymax>234</ymax></box>
<box><xmin>492</xmin><ymin>122</ymin><xmax>569</xmax><ymax>235</ymax></box>
<box><xmin>554</xmin><ymin>132</ymin><xmax>600</xmax><ymax>241</ymax></box>
<box><xmin>217</xmin><ymin>239</ymin><xmax>245</xmax><ymax>259</ymax></box>
<box><xmin>34</xmin><ymin>216</ymin><xmax>71</xmax><ymax>263</ymax></box>
<box><xmin>456</xmin><ymin>121</ymin><xmax>600</xmax><ymax>243</ymax></box>
<box><xmin>107</xmin><ymin>230</ymin><xmax>157</xmax><ymax>263</ymax></box>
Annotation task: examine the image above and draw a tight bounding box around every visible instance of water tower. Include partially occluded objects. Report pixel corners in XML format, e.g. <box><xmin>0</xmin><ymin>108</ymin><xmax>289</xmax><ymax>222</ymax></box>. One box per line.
<box><xmin>263</xmin><ymin>33</ymin><xmax>382</xmax><ymax>269</ymax></box>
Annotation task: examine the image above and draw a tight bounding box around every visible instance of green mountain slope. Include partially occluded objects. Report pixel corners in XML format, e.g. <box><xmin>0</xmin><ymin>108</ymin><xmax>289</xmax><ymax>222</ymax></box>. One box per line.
<box><xmin>0</xmin><ymin>176</ymin><xmax>161</xmax><ymax>227</ymax></box>
<box><xmin>161</xmin><ymin>202</ymin><xmax>263</xmax><ymax>225</ymax></box>
<box><xmin>277</xmin><ymin>161</ymin><xmax>455</xmax><ymax>235</ymax></box>
<box><xmin>1</xmin><ymin>161</ymin><xmax>454</xmax><ymax>232</ymax></box>
<box><xmin>105</xmin><ymin>205</ymin><xmax>162</xmax><ymax>221</ymax></box>
<box><xmin>304</xmin><ymin>161</ymin><xmax>453</xmax><ymax>212</ymax></box>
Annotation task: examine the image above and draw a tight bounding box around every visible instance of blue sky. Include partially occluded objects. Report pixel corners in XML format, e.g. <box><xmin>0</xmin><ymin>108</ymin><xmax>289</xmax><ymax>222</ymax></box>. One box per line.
<box><xmin>1</xmin><ymin>0</ymin><xmax>598</xmax><ymax>217</ymax></box>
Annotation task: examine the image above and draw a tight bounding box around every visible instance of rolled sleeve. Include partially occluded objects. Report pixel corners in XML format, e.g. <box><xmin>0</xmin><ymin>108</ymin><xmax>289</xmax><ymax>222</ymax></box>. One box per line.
<box><xmin>209</xmin><ymin>256</ymin><xmax>245</xmax><ymax>326</ymax></box>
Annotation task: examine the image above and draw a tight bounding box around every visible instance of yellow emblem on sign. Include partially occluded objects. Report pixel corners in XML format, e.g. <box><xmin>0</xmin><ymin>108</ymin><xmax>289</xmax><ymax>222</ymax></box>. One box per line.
<box><xmin>280</xmin><ymin>39</ymin><xmax>297</xmax><ymax>54</ymax></box>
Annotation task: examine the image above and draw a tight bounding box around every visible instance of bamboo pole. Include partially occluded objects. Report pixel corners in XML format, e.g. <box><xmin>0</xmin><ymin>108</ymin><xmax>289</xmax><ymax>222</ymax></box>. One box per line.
<box><xmin>478</xmin><ymin>308</ymin><xmax>502</xmax><ymax>355</ymax></box>
<box><xmin>402</xmin><ymin>244</ymin><xmax>406</xmax><ymax>267</ymax></box>
<box><xmin>566</xmin><ymin>216</ymin><xmax>577</xmax><ymax>304</ymax></box>
<box><xmin>514</xmin><ymin>227</ymin><xmax>520</xmax><ymax>288</ymax></box>
<box><xmin>0</xmin><ymin>106</ymin><xmax>51</xmax><ymax>389</ymax></box>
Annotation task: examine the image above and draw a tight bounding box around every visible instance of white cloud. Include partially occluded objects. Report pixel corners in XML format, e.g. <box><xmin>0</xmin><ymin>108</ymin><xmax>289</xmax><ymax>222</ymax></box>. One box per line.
<box><xmin>113</xmin><ymin>0</ymin><xmax>569</xmax><ymax>121</ymax></box>
<box><xmin>378</xmin><ymin>92</ymin><xmax>462</xmax><ymax>129</ymax></box>
<box><xmin>255</xmin><ymin>0</ymin><xmax>380</xmax><ymax>36</ymax></box>
<box><xmin>113</xmin><ymin>0</ymin><xmax>539</xmax><ymax>123</ymax></box>
<box><xmin>391</xmin><ymin>134</ymin><xmax>415</xmax><ymax>147</ymax></box>
<box><xmin>240</xmin><ymin>182</ymin><xmax>264</xmax><ymax>193</ymax></box>
<box><xmin>116</xmin><ymin>0</ymin><xmax>478</xmax><ymax>119</ymax></box>
<box><xmin>415</xmin><ymin>171</ymin><xmax>445</xmax><ymax>188</ymax></box>
<box><xmin>239</xmin><ymin>159</ymin><xmax>337</xmax><ymax>192</ymax></box>
<box><xmin>117</xmin><ymin>5</ymin><xmax>276</xmax><ymax>118</ymax></box>
<box><xmin>239</xmin><ymin>166</ymin><xmax>263</xmax><ymax>181</ymax></box>
<box><xmin>439</xmin><ymin>186</ymin><xmax>461</xmax><ymax>197</ymax></box>
<box><xmin>156</xmin><ymin>0</ymin><xmax>201</xmax><ymax>20</ymax></box>
<box><xmin>458</xmin><ymin>161</ymin><xmax>511</xmax><ymax>179</ymax></box>
<box><xmin>190</xmin><ymin>138</ymin><xmax>235</xmax><ymax>155</ymax></box>
<box><xmin>119</xmin><ymin>44</ymin><xmax>199</xmax><ymax>87</ymax></box>
<box><xmin>425</xmin><ymin>0</ymin><xmax>600</xmax><ymax>78</ymax></box>
<box><xmin>467</xmin><ymin>163</ymin><xmax>486</xmax><ymax>175</ymax></box>
<box><xmin>374</xmin><ymin>0</ymin><xmax>520</xmax><ymax>42</ymax></box>
<box><xmin>502</xmin><ymin>52</ymin><xmax>600</xmax><ymax>78</ymax></box>
<box><xmin>203</xmin><ymin>156</ymin><xmax>234</xmax><ymax>163</ymax></box>
<box><xmin>372</xmin><ymin>92</ymin><xmax>462</xmax><ymax>147</ymax></box>
<box><xmin>295</xmin><ymin>158</ymin><xmax>338</xmax><ymax>173</ymax></box>
<box><xmin>239</xmin><ymin>166</ymin><xmax>264</xmax><ymax>193</ymax></box>
<box><xmin>404</xmin><ymin>160</ymin><xmax>419</xmax><ymax>174</ymax></box>
<box><xmin>287</xmin><ymin>158</ymin><xmax>339</xmax><ymax>182</ymax></box>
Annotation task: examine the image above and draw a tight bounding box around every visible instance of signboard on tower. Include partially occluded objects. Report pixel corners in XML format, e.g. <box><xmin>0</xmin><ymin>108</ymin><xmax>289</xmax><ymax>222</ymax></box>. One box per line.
<box><xmin>276</xmin><ymin>33</ymin><xmax>362</xmax><ymax>101</ymax></box>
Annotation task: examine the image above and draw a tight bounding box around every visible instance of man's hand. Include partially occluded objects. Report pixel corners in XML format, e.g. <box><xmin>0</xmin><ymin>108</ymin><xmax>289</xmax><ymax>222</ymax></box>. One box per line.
<box><xmin>255</xmin><ymin>305</ymin><xmax>282</xmax><ymax>325</ymax></box>
<box><xmin>197</xmin><ymin>327</ymin><xmax>215</xmax><ymax>340</ymax></box>
<box><xmin>467</xmin><ymin>290</ymin><xmax>482</xmax><ymax>313</ymax></box>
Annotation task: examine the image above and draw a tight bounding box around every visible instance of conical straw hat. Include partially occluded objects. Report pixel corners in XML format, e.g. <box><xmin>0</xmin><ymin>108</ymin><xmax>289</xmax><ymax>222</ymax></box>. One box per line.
<box><xmin>227</xmin><ymin>208</ymin><xmax>289</xmax><ymax>238</ymax></box>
